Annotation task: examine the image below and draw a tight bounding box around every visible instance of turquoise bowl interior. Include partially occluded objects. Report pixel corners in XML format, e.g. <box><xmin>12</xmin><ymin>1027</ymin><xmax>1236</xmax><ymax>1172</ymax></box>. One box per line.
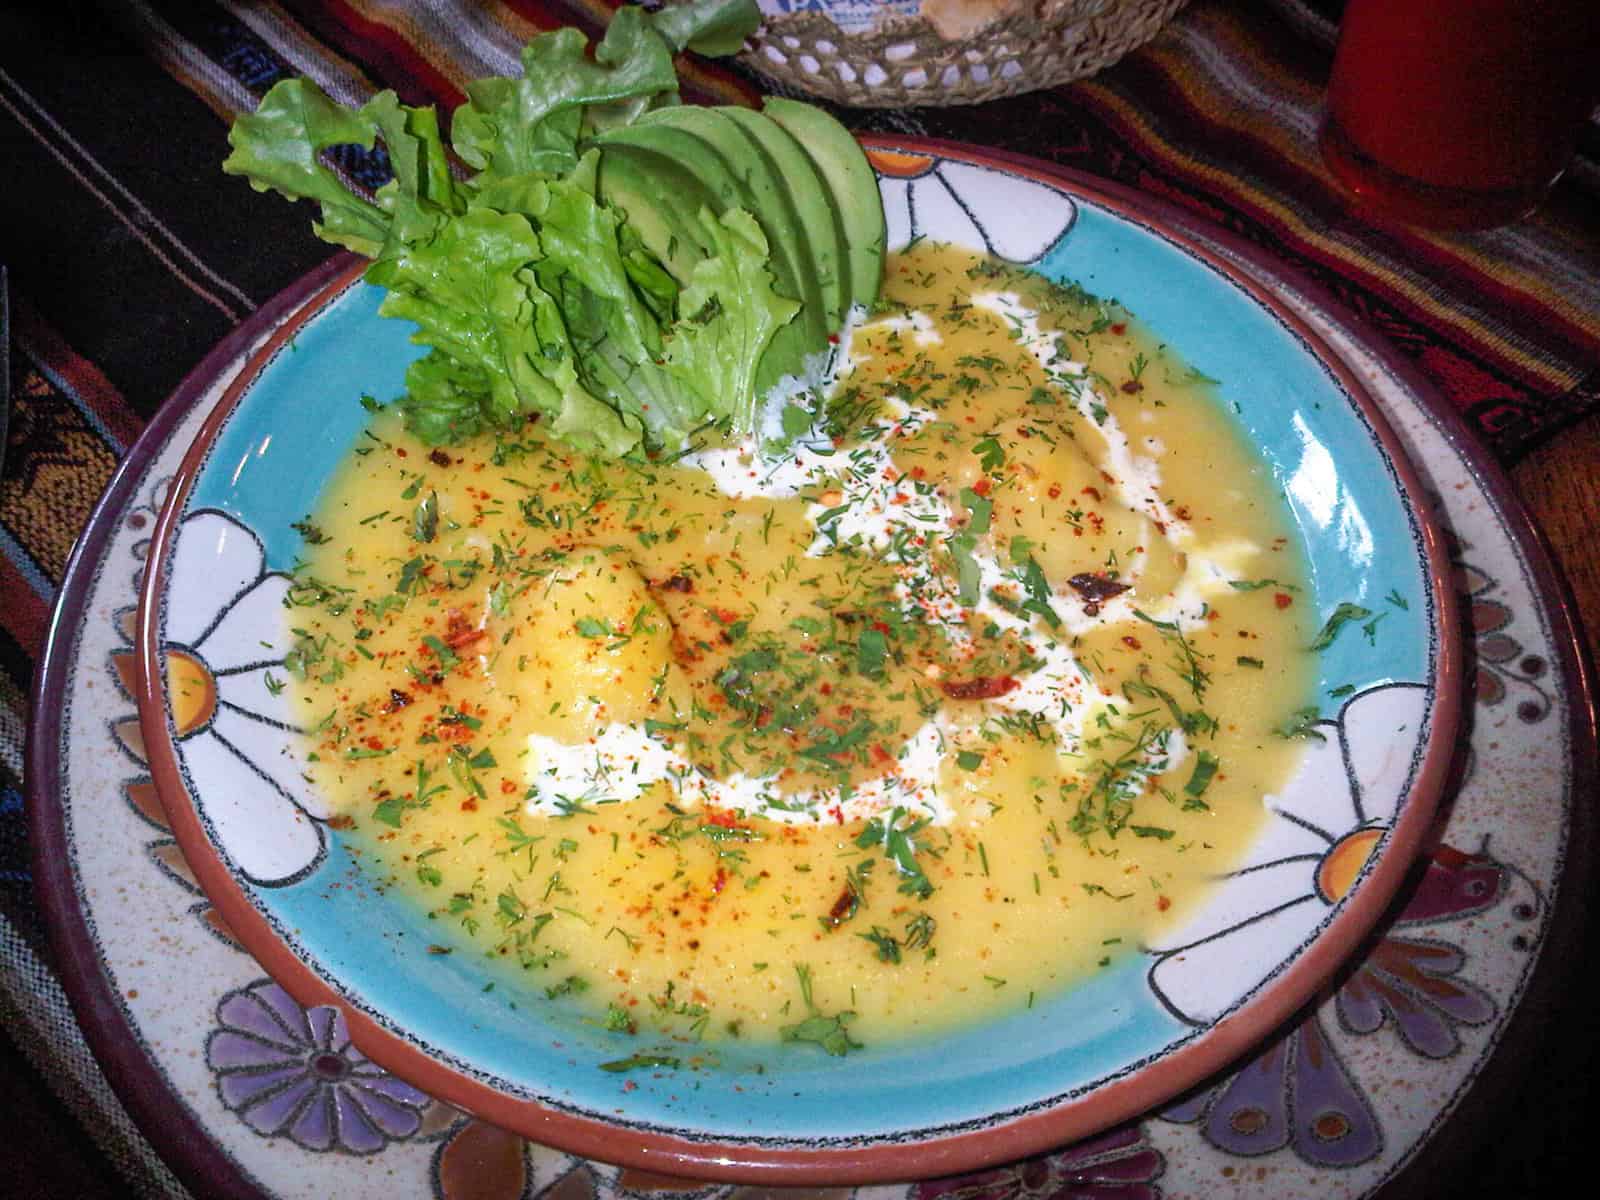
<box><xmin>141</xmin><ymin>142</ymin><xmax>1453</xmax><ymax>1175</ymax></box>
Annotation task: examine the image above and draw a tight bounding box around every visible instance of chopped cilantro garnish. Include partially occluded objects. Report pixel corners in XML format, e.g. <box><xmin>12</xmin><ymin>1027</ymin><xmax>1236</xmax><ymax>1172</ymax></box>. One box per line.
<box><xmin>856</xmin><ymin>627</ymin><xmax>888</xmax><ymax>678</ymax></box>
<box><xmin>600</xmin><ymin>1053</ymin><xmax>680</xmax><ymax>1073</ymax></box>
<box><xmin>1183</xmin><ymin>749</ymin><xmax>1220</xmax><ymax>799</ymax></box>
<box><xmin>778</xmin><ymin>965</ymin><xmax>862</xmax><ymax>1057</ymax></box>
<box><xmin>1309</xmin><ymin>602</ymin><xmax>1374</xmax><ymax>652</ymax></box>
<box><xmin>1275</xmin><ymin>707</ymin><xmax>1328</xmax><ymax>742</ymax></box>
<box><xmin>411</xmin><ymin>491</ymin><xmax>439</xmax><ymax>543</ymax></box>
<box><xmin>972</xmin><ymin>435</ymin><xmax>1006</xmax><ymax>472</ymax></box>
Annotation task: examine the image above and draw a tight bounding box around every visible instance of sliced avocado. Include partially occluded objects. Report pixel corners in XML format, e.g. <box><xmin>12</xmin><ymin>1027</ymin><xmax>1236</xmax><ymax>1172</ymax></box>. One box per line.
<box><xmin>718</xmin><ymin>107</ymin><xmax>849</xmax><ymax>333</ymax></box>
<box><xmin>594</xmin><ymin>117</ymin><xmax>825</xmax><ymax>391</ymax></box>
<box><xmin>630</xmin><ymin>107</ymin><xmax>829</xmax><ymax>384</ymax></box>
<box><xmin>595</xmin><ymin>144</ymin><xmax>717</xmax><ymax>285</ymax></box>
<box><xmin>763</xmin><ymin>97</ymin><xmax>885</xmax><ymax>313</ymax></box>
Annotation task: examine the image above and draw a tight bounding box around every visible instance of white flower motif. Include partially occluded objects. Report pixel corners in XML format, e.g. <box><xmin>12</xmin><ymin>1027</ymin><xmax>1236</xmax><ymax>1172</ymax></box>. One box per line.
<box><xmin>868</xmin><ymin>149</ymin><xmax>1077</xmax><ymax>263</ymax></box>
<box><xmin>1147</xmin><ymin>682</ymin><xmax>1431</xmax><ymax>1026</ymax></box>
<box><xmin>163</xmin><ymin>509</ymin><xmax>327</xmax><ymax>885</ymax></box>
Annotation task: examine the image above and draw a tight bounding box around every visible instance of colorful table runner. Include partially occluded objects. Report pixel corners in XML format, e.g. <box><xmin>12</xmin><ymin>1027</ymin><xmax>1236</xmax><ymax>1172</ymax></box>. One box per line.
<box><xmin>2</xmin><ymin>1</ymin><xmax>1597</xmax><ymax>1196</ymax></box>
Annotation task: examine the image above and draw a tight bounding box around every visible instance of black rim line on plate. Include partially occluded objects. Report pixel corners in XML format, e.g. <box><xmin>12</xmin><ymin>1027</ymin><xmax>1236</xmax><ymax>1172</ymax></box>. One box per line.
<box><xmin>1066</xmin><ymin>141</ymin><xmax>1600</xmax><ymax>1199</ymax></box>
<box><xmin>24</xmin><ymin>137</ymin><xmax>1600</xmax><ymax>1195</ymax></box>
<box><xmin>25</xmin><ymin>253</ymin><xmax>358</xmax><ymax>1200</ymax></box>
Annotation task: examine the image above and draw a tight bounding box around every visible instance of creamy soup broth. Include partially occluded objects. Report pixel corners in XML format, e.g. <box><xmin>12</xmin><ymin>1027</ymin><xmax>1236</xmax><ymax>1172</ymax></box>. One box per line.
<box><xmin>285</xmin><ymin>244</ymin><xmax>1314</xmax><ymax>1046</ymax></box>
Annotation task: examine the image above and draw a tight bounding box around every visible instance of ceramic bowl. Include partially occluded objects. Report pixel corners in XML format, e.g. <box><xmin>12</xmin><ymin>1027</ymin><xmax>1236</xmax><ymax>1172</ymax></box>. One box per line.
<box><xmin>135</xmin><ymin>138</ymin><xmax>1461</xmax><ymax>1183</ymax></box>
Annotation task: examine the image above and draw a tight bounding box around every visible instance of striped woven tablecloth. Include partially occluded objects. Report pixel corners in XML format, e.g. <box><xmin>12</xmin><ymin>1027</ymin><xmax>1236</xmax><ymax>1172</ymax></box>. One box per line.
<box><xmin>2</xmin><ymin>1</ymin><xmax>1596</xmax><ymax>1196</ymax></box>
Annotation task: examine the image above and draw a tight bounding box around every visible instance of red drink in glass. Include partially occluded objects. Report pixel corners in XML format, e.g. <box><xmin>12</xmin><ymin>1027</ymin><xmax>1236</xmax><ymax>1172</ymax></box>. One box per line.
<box><xmin>1319</xmin><ymin>0</ymin><xmax>1600</xmax><ymax>230</ymax></box>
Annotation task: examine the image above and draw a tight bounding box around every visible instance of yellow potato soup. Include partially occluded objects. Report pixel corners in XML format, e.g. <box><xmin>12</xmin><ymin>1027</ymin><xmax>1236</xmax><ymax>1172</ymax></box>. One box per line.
<box><xmin>284</xmin><ymin>245</ymin><xmax>1315</xmax><ymax>1050</ymax></box>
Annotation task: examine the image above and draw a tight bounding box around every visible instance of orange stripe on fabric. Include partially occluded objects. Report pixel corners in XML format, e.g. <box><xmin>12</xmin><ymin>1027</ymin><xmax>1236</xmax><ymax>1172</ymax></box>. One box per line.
<box><xmin>495</xmin><ymin>0</ymin><xmax>570</xmax><ymax>36</ymax></box>
<box><xmin>0</xmin><ymin>556</ymin><xmax>51</xmax><ymax>660</ymax></box>
<box><xmin>315</xmin><ymin>0</ymin><xmax>468</xmax><ymax>108</ymax></box>
<box><xmin>1145</xmin><ymin>8</ymin><xmax>1600</xmax><ymax>353</ymax></box>
<box><xmin>1074</xmin><ymin>71</ymin><xmax>1581</xmax><ymax>393</ymax></box>
<box><xmin>254</xmin><ymin>0</ymin><xmax>378</xmax><ymax>86</ymax></box>
<box><xmin>1128</xmin><ymin>9</ymin><xmax>1600</xmax><ymax>382</ymax></box>
<box><xmin>150</xmin><ymin>58</ymin><xmax>239</xmax><ymax>123</ymax></box>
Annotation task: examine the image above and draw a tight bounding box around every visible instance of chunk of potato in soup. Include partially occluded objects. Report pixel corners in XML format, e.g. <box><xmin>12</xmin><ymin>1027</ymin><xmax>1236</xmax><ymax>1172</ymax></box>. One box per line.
<box><xmin>286</xmin><ymin>245</ymin><xmax>1315</xmax><ymax>1049</ymax></box>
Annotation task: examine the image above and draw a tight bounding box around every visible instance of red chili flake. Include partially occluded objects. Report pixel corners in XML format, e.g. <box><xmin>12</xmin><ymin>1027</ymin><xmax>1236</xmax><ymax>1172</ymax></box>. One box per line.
<box><xmin>429</xmin><ymin>449</ymin><xmax>453</xmax><ymax>467</ymax></box>
<box><xmin>711</xmin><ymin>868</ymin><xmax>729</xmax><ymax>895</ymax></box>
<box><xmin>1110</xmin><ymin>322</ymin><xmax>1127</xmax><ymax>335</ymax></box>
<box><xmin>714</xmin><ymin>608</ymin><xmax>741</xmax><ymax>625</ymax></box>
<box><xmin>1157</xmin><ymin>894</ymin><xmax>1172</xmax><ymax>911</ymax></box>
<box><xmin>870</xmin><ymin>743</ymin><xmax>894</xmax><ymax>765</ymax></box>
<box><xmin>500</xmin><ymin>780</ymin><xmax>517</xmax><ymax>794</ymax></box>
<box><xmin>1274</xmin><ymin>592</ymin><xmax>1294</xmax><ymax>609</ymax></box>
<box><xmin>971</xmin><ymin>477</ymin><xmax>993</xmax><ymax>497</ymax></box>
<box><xmin>704</xmin><ymin>808</ymin><xmax>740</xmax><ymax>829</ymax></box>
<box><xmin>909</xmin><ymin>466</ymin><xmax>927</xmax><ymax>480</ymax></box>
<box><xmin>1120</xmin><ymin>380</ymin><xmax>1144</xmax><ymax>394</ymax></box>
<box><xmin>386</xmin><ymin>688</ymin><xmax>412</xmax><ymax>711</ymax></box>
<box><xmin>1081</xmin><ymin>486</ymin><xmax>1102</xmax><ymax>502</ymax></box>
<box><xmin>444</xmin><ymin>610</ymin><xmax>486</xmax><ymax>650</ymax></box>
<box><xmin>395</xmin><ymin>447</ymin><xmax>408</xmax><ymax>457</ymax></box>
<box><xmin>654</xmin><ymin>574</ymin><xmax>694</xmax><ymax>593</ymax></box>
<box><xmin>364</xmin><ymin>735</ymin><xmax>385</xmax><ymax>751</ymax></box>
<box><xmin>871</xmin><ymin>620</ymin><xmax>891</xmax><ymax>635</ymax></box>
<box><xmin>1047</xmin><ymin>483</ymin><xmax>1062</xmax><ymax>499</ymax></box>
<box><xmin>327</xmin><ymin>814</ymin><xmax>356</xmax><ymax>831</ymax></box>
<box><xmin>754</xmin><ymin>705</ymin><xmax>774</xmax><ymax>729</ymax></box>
<box><xmin>824</xmin><ymin>885</ymin><xmax>859</xmax><ymax>929</ymax></box>
<box><xmin>1067</xmin><ymin>573</ymin><xmax>1131</xmax><ymax>605</ymax></box>
<box><xmin>827</xmin><ymin>333</ymin><xmax>840</xmax><ymax>344</ymax></box>
<box><xmin>940</xmin><ymin>674</ymin><xmax>1019</xmax><ymax>700</ymax></box>
<box><xmin>1121</xmin><ymin>636</ymin><xmax>1142</xmax><ymax>650</ymax></box>
<box><xmin>460</xmin><ymin>797</ymin><xmax>478</xmax><ymax>812</ymax></box>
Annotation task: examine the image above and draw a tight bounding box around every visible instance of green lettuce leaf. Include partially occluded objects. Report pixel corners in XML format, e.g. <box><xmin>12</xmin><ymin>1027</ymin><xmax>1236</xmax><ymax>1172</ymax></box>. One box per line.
<box><xmin>370</xmin><ymin>206</ymin><xmax>639</xmax><ymax>457</ymax></box>
<box><xmin>222</xmin><ymin>0</ymin><xmax>798</xmax><ymax>459</ymax></box>
<box><xmin>663</xmin><ymin>208</ymin><xmax>801</xmax><ymax>438</ymax></box>
<box><xmin>649</xmin><ymin>0</ymin><xmax>760</xmax><ymax>56</ymax></box>
<box><xmin>222</xmin><ymin>80</ymin><xmax>391</xmax><ymax>255</ymax></box>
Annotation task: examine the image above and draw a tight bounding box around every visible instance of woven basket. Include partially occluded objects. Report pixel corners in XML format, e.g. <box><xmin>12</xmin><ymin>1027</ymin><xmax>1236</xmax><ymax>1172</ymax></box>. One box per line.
<box><xmin>740</xmin><ymin>0</ymin><xmax>1189</xmax><ymax>107</ymax></box>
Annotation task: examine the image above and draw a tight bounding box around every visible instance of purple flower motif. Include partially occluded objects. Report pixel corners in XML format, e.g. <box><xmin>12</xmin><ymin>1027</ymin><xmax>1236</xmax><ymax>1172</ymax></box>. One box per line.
<box><xmin>1160</xmin><ymin>847</ymin><xmax>1511</xmax><ymax>1168</ymax></box>
<box><xmin>1159</xmin><ymin>1014</ymin><xmax>1381</xmax><ymax>1168</ymax></box>
<box><xmin>206</xmin><ymin>978</ymin><xmax>430</xmax><ymax>1154</ymax></box>
<box><xmin>1335</xmin><ymin>937</ymin><xmax>1495</xmax><ymax>1058</ymax></box>
<box><xmin>916</xmin><ymin>1123</ymin><xmax>1163</xmax><ymax>1200</ymax></box>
